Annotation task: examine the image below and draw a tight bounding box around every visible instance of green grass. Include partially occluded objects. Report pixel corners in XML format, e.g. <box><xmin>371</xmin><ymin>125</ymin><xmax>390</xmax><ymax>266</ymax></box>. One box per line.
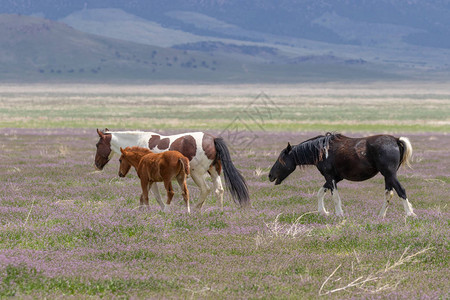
<box><xmin>1</xmin><ymin>83</ymin><xmax>449</xmax><ymax>132</ymax></box>
<box><xmin>0</xmin><ymin>264</ymin><xmax>177</xmax><ymax>297</ymax></box>
<box><xmin>0</xmin><ymin>83</ymin><xmax>448</xmax><ymax>298</ymax></box>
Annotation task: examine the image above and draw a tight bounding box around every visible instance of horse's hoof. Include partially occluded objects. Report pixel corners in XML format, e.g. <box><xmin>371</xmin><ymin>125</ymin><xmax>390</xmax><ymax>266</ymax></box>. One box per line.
<box><xmin>407</xmin><ymin>212</ymin><xmax>417</xmax><ymax>217</ymax></box>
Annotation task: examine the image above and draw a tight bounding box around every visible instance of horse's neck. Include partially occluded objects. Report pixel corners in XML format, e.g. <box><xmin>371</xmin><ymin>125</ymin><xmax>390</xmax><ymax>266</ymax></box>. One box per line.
<box><xmin>127</xmin><ymin>152</ymin><xmax>147</xmax><ymax>169</ymax></box>
<box><xmin>110</xmin><ymin>132</ymin><xmax>154</xmax><ymax>154</ymax></box>
<box><xmin>292</xmin><ymin>144</ymin><xmax>320</xmax><ymax>165</ymax></box>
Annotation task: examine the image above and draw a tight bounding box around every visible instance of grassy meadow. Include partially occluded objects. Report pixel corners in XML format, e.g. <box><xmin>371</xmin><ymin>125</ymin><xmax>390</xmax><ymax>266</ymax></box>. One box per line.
<box><xmin>0</xmin><ymin>83</ymin><xmax>449</xmax><ymax>298</ymax></box>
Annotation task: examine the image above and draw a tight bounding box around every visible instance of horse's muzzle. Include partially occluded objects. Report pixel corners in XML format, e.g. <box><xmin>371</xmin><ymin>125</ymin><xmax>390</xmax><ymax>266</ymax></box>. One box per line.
<box><xmin>268</xmin><ymin>174</ymin><xmax>276</xmax><ymax>183</ymax></box>
<box><xmin>269</xmin><ymin>174</ymin><xmax>282</xmax><ymax>185</ymax></box>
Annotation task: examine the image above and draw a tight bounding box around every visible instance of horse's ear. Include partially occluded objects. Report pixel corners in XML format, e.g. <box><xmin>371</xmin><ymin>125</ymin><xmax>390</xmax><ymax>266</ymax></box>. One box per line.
<box><xmin>120</xmin><ymin>147</ymin><xmax>125</xmax><ymax>154</ymax></box>
<box><xmin>105</xmin><ymin>128</ymin><xmax>109</xmax><ymax>132</ymax></box>
<box><xmin>287</xmin><ymin>143</ymin><xmax>292</xmax><ymax>152</ymax></box>
<box><xmin>97</xmin><ymin>128</ymin><xmax>104</xmax><ymax>138</ymax></box>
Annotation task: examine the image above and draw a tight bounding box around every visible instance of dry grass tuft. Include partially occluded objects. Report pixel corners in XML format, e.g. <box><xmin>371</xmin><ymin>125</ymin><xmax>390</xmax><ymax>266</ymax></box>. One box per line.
<box><xmin>256</xmin><ymin>212</ymin><xmax>315</xmax><ymax>248</ymax></box>
<box><xmin>318</xmin><ymin>246</ymin><xmax>434</xmax><ymax>296</ymax></box>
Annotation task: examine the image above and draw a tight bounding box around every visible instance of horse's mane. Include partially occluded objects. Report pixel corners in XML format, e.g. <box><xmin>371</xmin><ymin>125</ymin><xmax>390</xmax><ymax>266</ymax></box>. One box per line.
<box><xmin>292</xmin><ymin>132</ymin><xmax>341</xmax><ymax>165</ymax></box>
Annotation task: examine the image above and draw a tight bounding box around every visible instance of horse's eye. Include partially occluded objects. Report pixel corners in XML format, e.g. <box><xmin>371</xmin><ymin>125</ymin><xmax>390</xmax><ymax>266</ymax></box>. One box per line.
<box><xmin>119</xmin><ymin>159</ymin><xmax>122</xmax><ymax>163</ymax></box>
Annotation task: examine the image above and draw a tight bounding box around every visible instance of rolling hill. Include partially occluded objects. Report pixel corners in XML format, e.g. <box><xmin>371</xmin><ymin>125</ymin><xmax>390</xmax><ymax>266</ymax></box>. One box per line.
<box><xmin>0</xmin><ymin>14</ymin><xmax>398</xmax><ymax>83</ymax></box>
<box><xmin>2</xmin><ymin>1</ymin><xmax>450</xmax><ymax>82</ymax></box>
<box><xmin>57</xmin><ymin>7</ymin><xmax>450</xmax><ymax>73</ymax></box>
<box><xmin>0</xmin><ymin>14</ymin><xmax>243</xmax><ymax>82</ymax></box>
<box><xmin>2</xmin><ymin>1</ymin><xmax>449</xmax><ymax>47</ymax></box>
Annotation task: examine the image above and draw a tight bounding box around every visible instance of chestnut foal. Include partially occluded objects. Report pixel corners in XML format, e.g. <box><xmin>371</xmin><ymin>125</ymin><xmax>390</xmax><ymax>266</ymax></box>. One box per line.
<box><xmin>118</xmin><ymin>146</ymin><xmax>190</xmax><ymax>213</ymax></box>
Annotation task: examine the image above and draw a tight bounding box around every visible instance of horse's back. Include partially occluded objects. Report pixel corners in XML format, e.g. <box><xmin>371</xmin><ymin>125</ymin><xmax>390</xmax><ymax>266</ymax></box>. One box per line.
<box><xmin>334</xmin><ymin>134</ymin><xmax>398</xmax><ymax>155</ymax></box>
<box><xmin>148</xmin><ymin>132</ymin><xmax>214</xmax><ymax>171</ymax></box>
<box><xmin>330</xmin><ymin>135</ymin><xmax>382</xmax><ymax>181</ymax></box>
<box><xmin>161</xmin><ymin>150</ymin><xmax>187</xmax><ymax>167</ymax></box>
<box><xmin>334</xmin><ymin>134</ymin><xmax>402</xmax><ymax>176</ymax></box>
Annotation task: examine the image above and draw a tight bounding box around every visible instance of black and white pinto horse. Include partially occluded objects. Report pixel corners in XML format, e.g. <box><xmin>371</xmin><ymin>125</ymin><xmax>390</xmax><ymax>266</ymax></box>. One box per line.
<box><xmin>95</xmin><ymin>129</ymin><xmax>249</xmax><ymax>211</ymax></box>
<box><xmin>269</xmin><ymin>133</ymin><xmax>416</xmax><ymax>217</ymax></box>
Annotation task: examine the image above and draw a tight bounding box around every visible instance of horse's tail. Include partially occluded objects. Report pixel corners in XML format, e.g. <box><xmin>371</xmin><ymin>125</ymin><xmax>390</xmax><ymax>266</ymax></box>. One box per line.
<box><xmin>214</xmin><ymin>138</ymin><xmax>250</xmax><ymax>207</ymax></box>
<box><xmin>398</xmin><ymin>137</ymin><xmax>413</xmax><ymax>169</ymax></box>
<box><xmin>178</xmin><ymin>156</ymin><xmax>190</xmax><ymax>176</ymax></box>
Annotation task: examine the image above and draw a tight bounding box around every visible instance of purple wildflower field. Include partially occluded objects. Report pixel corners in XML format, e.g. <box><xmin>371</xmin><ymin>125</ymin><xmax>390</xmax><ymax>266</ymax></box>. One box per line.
<box><xmin>0</xmin><ymin>127</ymin><xmax>448</xmax><ymax>298</ymax></box>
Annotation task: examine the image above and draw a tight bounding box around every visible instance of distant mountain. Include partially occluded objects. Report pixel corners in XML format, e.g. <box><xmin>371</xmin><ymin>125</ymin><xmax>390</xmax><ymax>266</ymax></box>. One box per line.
<box><xmin>60</xmin><ymin>8</ymin><xmax>209</xmax><ymax>48</ymax></box>
<box><xmin>0</xmin><ymin>14</ymin><xmax>234</xmax><ymax>82</ymax></box>
<box><xmin>59</xmin><ymin>8</ymin><xmax>291</xmax><ymax>64</ymax></box>
<box><xmin>1</xmin><ymin>14</ymin><xmax>394</xmax><ymax>83</ymax></box>
<box><xmin>2</xmin><ymin>0</ymin><xmax>450</xmax><ymax>48</ymax></box>
<box><xmin>55</xmin><ymin>7</ymin><xmax>450</xmax><ymax>73</ymax></box>
<box><xmin>2</xmin><ymin>0</ymin><xmax>450</xmax><ymax>82</ymax></box>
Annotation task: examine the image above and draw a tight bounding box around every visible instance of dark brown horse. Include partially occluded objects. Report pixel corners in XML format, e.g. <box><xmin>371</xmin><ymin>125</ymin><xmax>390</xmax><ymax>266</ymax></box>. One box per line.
<box><xmin>119</xmin><ymin>146</ymin><xmax>190</xmax><ymax>213</ymax></box>
<box><xmin>269</xmin><ymin>133</ymin><xmax>415</xmax><ymax>217</ymax></box>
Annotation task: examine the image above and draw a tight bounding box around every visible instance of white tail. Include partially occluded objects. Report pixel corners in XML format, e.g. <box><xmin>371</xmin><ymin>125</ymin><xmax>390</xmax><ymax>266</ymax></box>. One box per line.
<box><xmin>398</xmin><ymin>137</ymin><xmax>413</xmax><ymax>169</ymax></box>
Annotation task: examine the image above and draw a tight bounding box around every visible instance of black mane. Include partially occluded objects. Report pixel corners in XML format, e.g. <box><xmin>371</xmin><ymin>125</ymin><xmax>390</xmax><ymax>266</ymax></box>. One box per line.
<box><xmin>292</xmin><ymin>132</ymin><xmax>339</xmax><ymax>165</ymax></box>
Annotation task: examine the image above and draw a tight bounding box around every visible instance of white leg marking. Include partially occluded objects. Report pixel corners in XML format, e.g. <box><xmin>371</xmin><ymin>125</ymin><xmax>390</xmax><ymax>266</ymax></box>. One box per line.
<box><xmin>332</xmin><ymin>189</ymin><xmax>344</xmax><ymax>217</ymax></box>
<box><xmin>150</xmin><ymin>183</ymin><xmax>166</xmax><ymax>211</ymax></box>
<box><xmin>209</xmin><ymin>167</ymin><xmax>225</xmax><ymax>211</ymax></box>
<box><xmin>317</xmin><ymin>187</ymin><xmax>329</xmax><ymax>215</ymax></box>
<box><xmin>403</xmin><ymin>198</ymin><xmax>416</xmax><ymax>217</ymax></box>
<box><xmin>379</xmin><ymin>190</ymin><xmax>393</xmax><ymax>218</ymax></box>
<box><xmin>191</xmin><ymin>171</ymin><xmax>211</xmax><ymax>210</ymax></box>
